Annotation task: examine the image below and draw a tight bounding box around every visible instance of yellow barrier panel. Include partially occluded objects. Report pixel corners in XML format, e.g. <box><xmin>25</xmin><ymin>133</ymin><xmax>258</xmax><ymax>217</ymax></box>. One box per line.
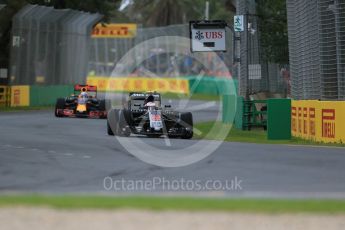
<box><xmin>87</xmin><ymin>76</ymin><xmax>190</xmax><ymax>95</ymax></box>
<box><xmin>91</xmin><ymin>24</ymin><xmax>137</xmax><ymax>38</ymax></box>
<box><xmin>10</xmin><ymin>85</ymin><xmax>30</xmax><ymax>107</ymax></box>
<box><xmin>291</xmin><ymin>100</ymin><xmax>345</xmax><ymax>143</ymax></box>
<box><xmin>0</xmin><ymin>85</ymin><xmax>10</xmax><ymax>106</ymax></box>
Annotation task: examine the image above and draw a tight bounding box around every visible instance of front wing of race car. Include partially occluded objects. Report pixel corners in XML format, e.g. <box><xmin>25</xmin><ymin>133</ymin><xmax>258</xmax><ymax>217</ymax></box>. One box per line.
<box><xmin>107</xmin><ymin>108</ymin><xmax>193</xmax><ymax>138</ymax></box>
<box><xmin>56</xmin><ymin>109</ymin><xmax>107</xmax><ymax>119</ymax></box>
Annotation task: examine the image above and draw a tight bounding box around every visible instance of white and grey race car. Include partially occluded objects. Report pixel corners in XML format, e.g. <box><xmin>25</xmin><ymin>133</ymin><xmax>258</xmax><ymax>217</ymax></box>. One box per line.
<box><xmin>107</xmin><ymin>92</ymin><xmax>193</xmax><ymax>139</ymax></box>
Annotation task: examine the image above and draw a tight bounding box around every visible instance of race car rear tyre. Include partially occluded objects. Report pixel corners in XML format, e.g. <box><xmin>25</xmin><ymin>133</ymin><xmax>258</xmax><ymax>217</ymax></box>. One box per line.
<box><xmin>99</xmin><ymin>99</ymin><xmax>111</xmax><ymax>111</ymax></box>
<box><xmin>99</xmin><ymin>99</ymin><xmax>105</xmax><ymax>110</ymax></box>
<box><xmin>106</xmin><ymin>100</ymin><xmax>111</xmax><ymax>111</ymax></box>
<box><xmin>99</xmin><ymin>99</ymin><xmax>111</xmax><ymax>119</ymax></box>
<box><xmin>55</xmin><ymin>98</ymin><xmax>65</xmax><ymax>117</ymax></box>
<box><xmin>180</xmin><ymin>112</ymin><xmax>193</xmax><ymax>139</ymax></box>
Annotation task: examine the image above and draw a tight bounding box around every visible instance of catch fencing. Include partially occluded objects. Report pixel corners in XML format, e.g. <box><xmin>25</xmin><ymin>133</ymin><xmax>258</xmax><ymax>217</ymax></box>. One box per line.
<box><xmin>88</xmin><ymin>24</ymin><xmax>234</xmax><ymax>79</ymax></box>
<box><xmin>89</xmin><ymin>21</ymin><xmax>288</xmax><ymax>97</ymax></box>
<box><xmin>10</xmin><ymin>4</ymin><xmax>102</xmax><ymax>85</ymax></box>
<box><xmin>287</xmin><ymin>0</ymin><xmax>345</xmax><ymax>100</ymax></box>
<box><xmin>9</xmin><ymin>3</ymin><xmax>287</xmax><ymax>97</ymax></box>
<box><xmin>236</xmin><ymin>0</ymin><xmax>289</xmax><ymax>98</ymax></box>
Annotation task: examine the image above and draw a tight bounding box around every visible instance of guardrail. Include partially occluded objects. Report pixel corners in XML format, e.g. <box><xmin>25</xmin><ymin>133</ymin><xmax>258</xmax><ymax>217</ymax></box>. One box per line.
<box><xmin>243</xmin><ymin>100</ymin><xmax>267</xmax><ymax>131</ymax></box>
<box><xmin>231</xmin><ymin>97</ymin><xmax>291</xmax><ymax>140</ymax></box>
<box><xmin>237</xmin><ymin>99</ymin><xmax>267</xmax><ymax>131</ymax></box>
<box><xmin>0</xmin><ymin>85</ymin><xmax>10</xmax><ymax>106</ymax></box>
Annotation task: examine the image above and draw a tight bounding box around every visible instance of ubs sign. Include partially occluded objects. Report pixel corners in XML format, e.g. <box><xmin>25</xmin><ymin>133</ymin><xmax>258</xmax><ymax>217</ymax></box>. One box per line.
<box><xmin>190</xmin><ymin>20</ymin><xmax>227</xmax><ymax>52</ymax></box>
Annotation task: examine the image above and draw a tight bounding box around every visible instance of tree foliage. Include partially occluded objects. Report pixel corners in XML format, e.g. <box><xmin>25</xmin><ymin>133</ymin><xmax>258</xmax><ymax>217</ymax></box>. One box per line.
<box><xmin>257</xmin><ymin>0</ymin><xmax>289</xmax><ymax>64</ymax></box>
<box><xmin>0</xmin><ymin>0</ymin><xmax>235</xmax><ymax>69</ymax></box>
<box><xmin>124</xmin><ymin>0</ymin><xmax>235</xmax><ymax>27</ymax></box>
<box><xmin>0</xmin><ymin>0</ymin><xmax>25</xmax><ymax>67</ymax></box>
<box><xmin>26</xmin><ymin>0</ymin><xmax>121</xmax><ymax>21</ymax></box>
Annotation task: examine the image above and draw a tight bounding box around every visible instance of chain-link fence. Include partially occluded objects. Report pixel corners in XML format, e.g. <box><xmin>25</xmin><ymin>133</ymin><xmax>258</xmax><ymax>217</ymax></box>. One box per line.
<box><xmin>10</xmin><ymin>4</ymin><xmax>102</xmax><ymax>85</ymax></box>
<box><xmin>88</xmin><ymin>24</ymin><xmax>234</xmax><ymax>79</ymax></box>
<box><xmin>286</xmin><ymin>0</ymin><xmax>321</xmax><ymax>100</ymax></box>
<box><xmin>236</xmin><ymin>0</ymin><xmax>289</xmax><ymax>99</ymax></box>
<box><xmin>9</xmin><ymin>2</ymin><xmax>289</xmax><ymax>97</ymax></box>
<box><xmin>89</xmin><ymin>15</ymin><xmax>288</xmax><ymax>97</ymax></box>
<box><xmin>287</xmin><ymin>0</ymin><xmax>345</xmax><ymax>100</ymax></box>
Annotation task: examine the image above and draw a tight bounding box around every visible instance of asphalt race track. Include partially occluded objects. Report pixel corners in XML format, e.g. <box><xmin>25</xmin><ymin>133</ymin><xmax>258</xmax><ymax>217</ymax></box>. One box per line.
<box><xmin>0</xmin><ymin>99</ymin><xmax>345</xmax><ymax>198</ymax></box>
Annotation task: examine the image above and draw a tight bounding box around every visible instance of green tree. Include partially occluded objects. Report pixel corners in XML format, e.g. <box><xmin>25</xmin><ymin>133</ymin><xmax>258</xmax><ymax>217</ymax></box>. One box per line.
<box><xmin>209</xmin><ymin>0</ymin><xmax>235</xmax><ymax>25</ymax></box>
<box><xmin>0</xmin><ymin>0</ymin><xmax>27</xmax><ymax>68</ymax></box>
<box><xmin>0</xmin><ymin>0</ymin><xmax>236</xmax><ymax>70</ymax></box>
<box><xmin>27</xmin><ymin>0</ymin><xmax>121</xmax><ymax>21</ymax></box>
<box><xmin>257</xmin><ymin>0</ymin><xmax>289</xmax><ymax>64</ymax></box>
<box><xmin>125</xmin><ymin>0</ymin><xmax>235</xmax><ymax>27</ymax></box>
<box><xmin>125</xmin><ymin>0</ymin><xmax>202</xmax><ymax>27</ymax></box>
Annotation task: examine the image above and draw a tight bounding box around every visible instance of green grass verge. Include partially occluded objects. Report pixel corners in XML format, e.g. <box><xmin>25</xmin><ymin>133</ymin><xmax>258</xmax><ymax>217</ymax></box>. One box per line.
<box><xmin>194</xmin><ymin>121</ymin><xmax>345</xmax><ymax>147</ymax></box>
<box><xmin>0</xmin><ymin>195</ymin><xmax>345</xmax><ymax>213</ymax></box>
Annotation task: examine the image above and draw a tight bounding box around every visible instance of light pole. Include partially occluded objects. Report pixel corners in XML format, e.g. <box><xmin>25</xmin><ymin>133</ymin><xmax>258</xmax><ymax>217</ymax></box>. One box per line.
<box><xmin>244</xmin><ymin>12</ymin><xmax>258</xmax><ymax>99</ymax></box>
<box><xmin>245</xmin><ymin>12</ymin><xmax>250</xmax><ymax>99</ymax></box>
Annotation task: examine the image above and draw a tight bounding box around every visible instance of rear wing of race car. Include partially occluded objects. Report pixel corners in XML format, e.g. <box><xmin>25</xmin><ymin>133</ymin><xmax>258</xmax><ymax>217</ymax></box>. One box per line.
<box><xmin>129</xmin><ymin>92</ymin><xmax>161</xmax><ymax>109</ymax></box>
<box><xmin>74</xmin><ymin>84</ymin><xmax>97</xmax><ymax>95</ymax></box>
<box><xmin>129</xmin><ymin>92</ymin><xmax>161</xmax><ymax>100</ymax></box>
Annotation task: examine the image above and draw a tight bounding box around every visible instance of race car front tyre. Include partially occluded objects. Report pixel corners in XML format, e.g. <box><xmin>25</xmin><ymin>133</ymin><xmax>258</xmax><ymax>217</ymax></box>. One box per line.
<box><xmin>108</xmin><ymin>109</ymin><xmax>131</xmax><ymax>137</ymax></box>
<box><xmin>55</xmin><ymin>98</ymin><xmax>65</xmax><ymax>117</ymax></box>
<box><xmin>107</xmin><ymin>121</ymin><xmax>114</xmax><ymax>135</ymax></box>
<box><xmin>180</xmin><ymin>112</ymin><xmax>193</xmax><ymax>139</ymax></box>
<box><xmin>107</xmin><ymin>109</ymin><xmax>119</xmax><ymax>135</ymax></box>
<box><xmin>181</xmin><ymin>129</ymin><xmax>193</xmax><ymax>139</ymax></box>
<box><xmin>99</xmin><ymin>99</ymin><xmax>105</xmax><ymax>109</ymax></box>
<box><xmin>117</xmin><ymin>109</ymin><xmax>131</xmax><ymax>137</ymax></box>
<box><xmin>99</xmin><ymin>99</ymin><xmax>111</xmax><ymax>119</ymax></box>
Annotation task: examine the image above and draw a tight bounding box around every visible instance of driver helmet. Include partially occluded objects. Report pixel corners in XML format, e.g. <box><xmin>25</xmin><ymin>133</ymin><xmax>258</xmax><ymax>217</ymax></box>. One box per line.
<box><xmin>147</xmin><ymin>94</ymin><xmax>154</xmax><ymax>102</ymax></box>
<box><xmin>144</xmin><ymin>94</ymin><xmax>156</xmax><ymax>107</ymax></box>
<box><xmin>80</xmin><ymin>91</ymin><xmax>88</xmax><ymax>98</ymax></box>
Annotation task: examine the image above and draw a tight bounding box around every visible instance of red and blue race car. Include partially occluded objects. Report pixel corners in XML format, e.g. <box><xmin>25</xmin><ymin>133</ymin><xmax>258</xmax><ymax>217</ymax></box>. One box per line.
<box><xmin>55</xmin><ymin>84</ymin><xmax>109</xmax><ymax>119</ymax></box>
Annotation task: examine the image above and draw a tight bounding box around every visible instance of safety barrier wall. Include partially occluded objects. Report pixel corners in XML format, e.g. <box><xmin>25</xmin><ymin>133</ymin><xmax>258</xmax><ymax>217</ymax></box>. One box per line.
<box><xmin>87</xmin><ymin>76</ymin><xmax>190</xmax><ymax>94</ymax></box>
<box><xmin>30</xmin><ymin>85</ymin><xmax>74</xmax><ymax>107</ymax></box>
<box><xmin>291</xmin><ymin>100</ymin><xmax>345</xmax><ymax>143</ymax></box>
<box><xmin>188</xmin><ymin>77</ymin><xmax>237</xmax><ymax>96</ymax></box>
<box><xmin>267</xmin><ymin>99</ymin><xmax>291</xmax><ymax>140</ymax></box>
<box><xmin>10</xmin><ymin>85</ymin><xmax>30</xmax><ymax>106</ymax></box>
<box><xmin>234</xmin><ymin>96</ymin><xmax>244</xmax><ymax>129</ymax></box>
<box><xmin>0</xmin><ymin>85</ymin><xmax>10</xmax><ymax>106</ymax></box>
<box><xmin>222</xmin><ymin>95</ymin><xmax>237</xmax><ymax>124</ymax></box>
<box><xmin>87</xmin><ymin>76</ymin><xmax>237</xmax><ymax>96</ymax></box>
<box><xmin>4</xmin><ymin>77</ymin><xmax>236</xmax><ymax>107</ymax></box>
<box><xmin>4</xmin><ymin>85</ymin><xmax>74</xmax><ymax>107</ymax></box>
